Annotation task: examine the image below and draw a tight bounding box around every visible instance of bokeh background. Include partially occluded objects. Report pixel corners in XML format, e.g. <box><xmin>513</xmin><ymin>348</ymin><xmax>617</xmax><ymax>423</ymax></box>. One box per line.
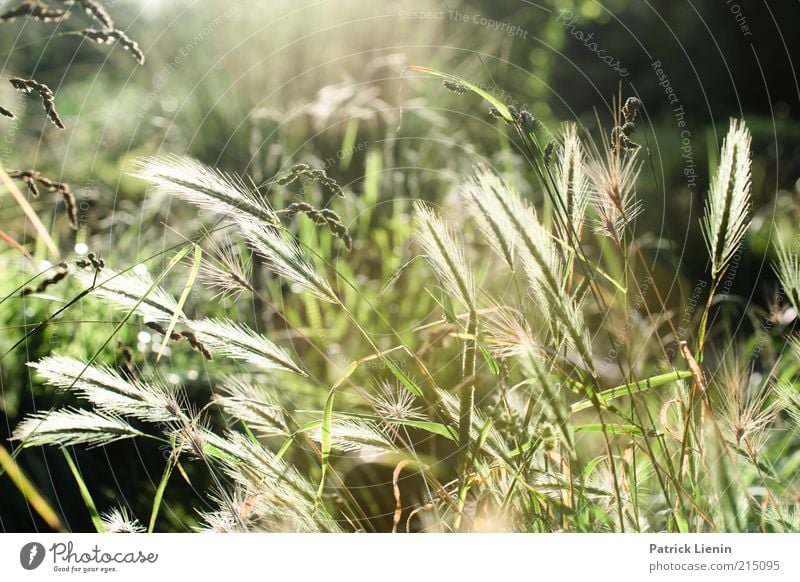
<box><xmin>1</xmin><ymin>0</ymin><xmax>799</xmax><ymax>531</ymax></box>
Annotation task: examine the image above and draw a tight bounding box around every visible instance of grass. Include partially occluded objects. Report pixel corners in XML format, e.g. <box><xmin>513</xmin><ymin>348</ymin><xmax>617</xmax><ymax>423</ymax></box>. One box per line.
<box><xmin>1</xmin><ymin>3</ymin><xmax>799</xmax><ymax>534</ymax></box>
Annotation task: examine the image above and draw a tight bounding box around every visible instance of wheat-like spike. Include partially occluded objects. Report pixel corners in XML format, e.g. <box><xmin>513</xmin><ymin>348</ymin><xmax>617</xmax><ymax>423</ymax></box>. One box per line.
<box><xmin>703</xmin><ymin>118</ymin><xmax>752</xmax><ymax>276</ymax></box>
<box><xmin>435</xmin><ymin>388</ymin><xmax>510</xmax><ymax>460</ymax></box>
<box><xmin>213</xmin><ymin>377</ymin><xmax>288</xmax><ymax>437</ymax></box>
<box><xmin>12</xmin><ymin>408</ymin><xmax>143</xmax><ymax>448</ymax></box>
<box><xmin>555</xmin><ymin>122</ymin><xmax>589</xmax><ymax>239</ymax></box>
<box><xmin>131</xmin><ymin>155</ymin><xmax>278</xmax><ymax>226</ymax></box>
<box><xmin>199</xmin><ymin>234</ymin><xmax>253</xmax><ymax>300</ymax></box>
<box><xmin>240</xmin><ymin>221</ymin><xmax>337</xmax><ymax>303</ymax></box>
<box><xmin>28</xmin><ymin>356</ymin><xmax>183</xmax><ymax>424</ymax></box>
<box><xmin>189</xmin><ymin>318</ymin><xmax>305</xmax><ymax>376</ymax></box>
<box><xmin>518</xmin><ymin>350</ymin><xmax>574</xmax><ymax>450</ymax></box>
<box><xmin>100</xmin><ymin>507</ymin><xmax>145</xmax><ymax>533</ymax></box>
<box><xmin>773</xmin><ymin>238</ymin><xmax>800</xmax><ymax>310</ymax></box>
<box><xmin>413</xmin><ymin>201</ymin><xmax>476</xmax><ymax>311</ymax></box>
<box><xmin>309</xmin><ymin>419</ymin><xmax>396</xmax><ymax>454</ymax></box>
<box><xmin>586</xmin><ymin>145</ymin><xmax>642</xmax><ymax>243</ymax></box>
<box><xmin>478</xmin><ymin>174</ymin><xmax>592</xmax><ymax>368</ymax></box>
<box><xmin>462</xmin><ymin>168</ymin><xmax>516</xmax><ymax>269</ymax></box>
<box><xmin>211</xmin><ymin>430</ymin><xmax>341</xmax><ymax>532</ymax></box>
<box><xmin>74</xmin><ymin>267</ymin><xmax>181</xmax><ymax>323</ymax></box>
<box><xmin>763</xmin><ymin>499</ymin><xmax>800</xmax><ymax>533</ymax></box>
<box><xmin>774</xmin><ymin>377</ymin><xmax>800</xmax><ymax>430</ymax></box>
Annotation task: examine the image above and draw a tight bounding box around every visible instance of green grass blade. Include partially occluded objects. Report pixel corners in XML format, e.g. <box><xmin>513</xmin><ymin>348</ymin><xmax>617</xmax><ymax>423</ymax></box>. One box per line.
<box><xmin>574</xmin><ymin>424</ymin><xmax>648</xmax><ymax>437</ymax></box>
<box><xmin>62</xmin><ymin>447</ymin><xmax>104</xmax><ymax>532</ymax></box>
<box><xmin>316</xmin><ymin>389</ymin><xmax>335</xmax><ymax>502</ymax></box>
<box><xmin>406</xmin><ymin>66</ymin><xmax>513</xmax><ymax>122</ymax></box>
<box><xmin>570</xmin><ymin>370</ymin><xmax>692</xmax><ymax>414</ymax></box>
<box><xmin>385</xmin><ymin>359</ymin><xmax>423</xmax><ymax>398</ymax></box>
<box><xmin>148</xmin><ymin>455</ymin><xmax>175</xmax><ymax>533</ymax></box>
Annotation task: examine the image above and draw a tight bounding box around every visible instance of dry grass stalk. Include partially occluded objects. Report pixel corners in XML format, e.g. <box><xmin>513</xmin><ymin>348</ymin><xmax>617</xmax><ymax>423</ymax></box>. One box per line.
<box><xmin>144</xmin><ymin>321</ymin><xmax>213</xmax><ymax>361</ymax></box>
<box><xmin>63</xmin><ymin>0</ymin><xmax>113</xmax><ymax>29</ymax></box>
<box><xmin>7</xmin><ymin>169</ymin><xmax>77</xmax><ymax>228</ymax></box>
<box><xmin>276</xmin><ymin>163</ymin><xmax>344</xmax><ymax>198</ymax></box>
<box><xmin>22</xmin><ymin>262</ymin><xmax>69</xmax><ymax>296</ymax></box>
<box><xmin>8</xmin><ymin>77</ymin><xmax>64</xmax><ymax>129</ymax></box>
<box><xmin>286</xmin><ymin>201</ymin><xmax>352</xmax><ymax>250</ymax></box>
<box><xmin>1</xmin><ymin>1</ymin><xmax>70</xmax><ymax>23</ymax></box>
<box><xmin>83</xmin><ymin>28</ymin><xmax>145</xmax><ymax>65</ymax></box>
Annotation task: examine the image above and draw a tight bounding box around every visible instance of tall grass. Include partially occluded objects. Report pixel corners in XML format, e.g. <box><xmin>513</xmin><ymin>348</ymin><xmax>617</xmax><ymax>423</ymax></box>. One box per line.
<box><xmin>2</xmin><ymin>36</ymin><xmax>797</xmax><ymax>531</ymax></box>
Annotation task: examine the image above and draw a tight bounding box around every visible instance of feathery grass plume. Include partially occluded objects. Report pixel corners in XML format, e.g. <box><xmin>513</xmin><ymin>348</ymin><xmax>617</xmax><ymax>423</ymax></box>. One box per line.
<box><xmin>211</xmin><ymin>430</ymin><xmax>341</xmax><ymax>532</ymax></box>
<box><xmin>12</xmin><ymin>408</ymin><xmax>143</xmax><ymax>448</ymax></box>
<box><xmin>414</xmin><ymin>200</ymin><xmax>478</xmax><ymax>488</ymax></box>
<box><xmin>554</xmin><ymin>122</ymin><xmax>589</xmax><ymax>240</ymax></box>
<box><xmin>7</xmin><ymin>169</ymin><xmax>77</xmax><ymax>228</ymax></box>
<box><xmin>474</xmin><ymin>171</ymin><xmax>593</xmax><ymax>369</ymax></box>
<box><xmin>702</xmin><ymin>119</ymin><xmax>752</xmax><ymax>276</ymax></box>
<box><xmin>197</xmin><ymin>487</ymin><xmax>260</xmax><ymax>532</ymax></box>
<box><xmin>586</xmin><ymin>139</ymin><xmax>642</xmax><ymax>243</ymax></box>
<box><xmin>717</xmin><ymin>366</ymin><xmax>777</xmax><ymax>453</ymax></box>
<box><xmin>28</xmin><ymin>356</ymin><xmax>183</xmax><ymax>424</ymax></box>
<box><xmin>435</xmin><ymin>388</ymin><xmax>510</xmax><ymax>461</ymax></box>
<box><xmin>188</xmin><ymin>318</ymin><xmax>306</xmax><ymax>376</ymax></box>
<box><xmin>413</xmin><ymin>202</ymin><xmax>476</xmax><ymax>311</ymax></box>
<box><xmin>773</xmin><ymin>237</ymin><xmax>800</xmax><ymax>310</ymax></box>
<box><xmin>1</xmin><ymin>1</ymin><xmax>69</xmax><ymax>22</ymax></box>
<box><xmin>774</xmin><ymin>377</ymin><xmax>800</xmax><ymax>429</ymax></box>
<box><xmin>240</xmin><ymin>220</ymin><xmax>337</xmax><ymax>303</ymax></box>
<box><xmin>482</xmin><ymin>303</ymin><xmax>539</xmax><ymax>359</ymax></box>
<box><xmin>462</xmin><ymin>168</ymin><xmax>516</xmax><ymax>269</ymax></box>
<box><xmin>100</xmin><ymin>507</ymin><xmax>145</xmax><ymax>533</ymax></box>
<box><xmin>213</xmin><ymin>378</ymin><xmax>288</xmax><ymax>437</ymax></box>
<box><xmin>310</xmin><ymin>419</ymin><xmax>396</xmax><ymax>454</ymax></box>
<box><xmin>131</xmin><ymin>155</ymin><xmax>278</xmax><ymax>226</ymax></box>
<box><xmin>368</xmin><ymin>382</ymin><xmax>423</xmax><ymax>421</ymax></box>
<box><xmin>74</xmin><ymin>266</ymin><xmax>181</xmax><ymax>324</ymax></box>
<box><xmin>518</xmin><ymin>346</ymin><xmax>574</xmax><ymax>451</ymax></box>
<box><xmin>763</xmin><ymin>500</ymin><xmax>800</xmax><ymax>533</ymax></box>
<box><xmin>82</xmin><ymin>28</ymin><xmax>145</xmax><ymax>65</ymax></box>
<box><xmin>9</xmin><ymin>77</ymin><xmax>64</xmax><ymax>129</ymax></box>
<box><xmin>199</xmin><ymin>235</ymin><xmax>253</xmax><ymax>300</ymax></box>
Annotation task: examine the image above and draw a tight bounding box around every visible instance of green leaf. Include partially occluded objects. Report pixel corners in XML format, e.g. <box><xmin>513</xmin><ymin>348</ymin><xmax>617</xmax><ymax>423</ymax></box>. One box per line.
<box><xmin>574</xmin><ymin>424</ymin><xmax>651</xmax><ymax>437</ymax></box>
<box><xmin>316</xmin><ymin>389</ymin><xmax>335</xmax><ymax>501</ymax></box>
<box><xmin>570</xmin><ymin>370</ymin><xmax>692</xmax><ymax>414</ymax></box>
<box><xmin>385</xmin><ymin>359</ymin><xmax>424</xmax><ymax>398</ymax></box>
<box><xmin>478</xmin><ymin>342</ymin><xmax>500</xmax><ymax>375</ymax></box>
<box><xmin>406</xmin><ymin>66</ymin><xmax>513</xmax><ymax>122</ymax></box>
<box><xmin>62</xmin><ymin>447</ymin><xmax>104</xmax><ymax>533</ymax></box>
<box><xmin>148</xmin><ymin>454</ymin><xmax>174</xmax><ymax>533</ymax></box>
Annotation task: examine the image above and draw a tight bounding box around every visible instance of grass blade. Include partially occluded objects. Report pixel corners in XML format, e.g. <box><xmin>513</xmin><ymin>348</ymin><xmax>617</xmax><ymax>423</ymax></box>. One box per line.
<box><xmin>62</xmin><ymin>447</ymin><xmax>104</xmax><ymax>532</ymax></box>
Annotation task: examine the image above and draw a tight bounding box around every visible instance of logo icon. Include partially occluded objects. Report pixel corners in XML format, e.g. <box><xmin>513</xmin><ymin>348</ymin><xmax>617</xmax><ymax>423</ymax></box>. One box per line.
<box><xmin>20</xmin><ymin>542</ymin><xmax>46</xmax><ymax>570</ymax></box>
